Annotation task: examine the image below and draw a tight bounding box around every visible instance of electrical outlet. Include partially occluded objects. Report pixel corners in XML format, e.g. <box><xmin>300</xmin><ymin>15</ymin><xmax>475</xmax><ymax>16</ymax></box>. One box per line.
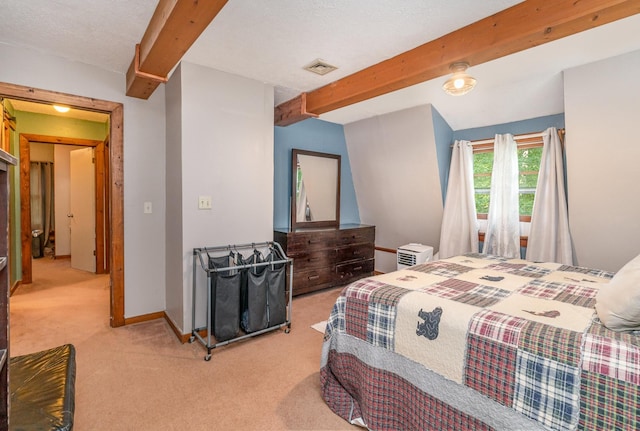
<box><xmin>198</xmin><ymin>196</ymin><xmax>212</xmax><ymax>210</ymax></box>
<box><xmin>144</xmin><ymin>201</ymin><xmax>152</xmax><ymax>214</ymax></box>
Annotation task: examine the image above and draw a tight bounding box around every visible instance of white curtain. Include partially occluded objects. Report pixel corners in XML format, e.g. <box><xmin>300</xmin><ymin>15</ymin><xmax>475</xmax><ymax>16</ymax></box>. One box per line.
<box><xmin>30</xmin><ymin>161</ymin><xmax>55</xmax><ymax>248</ymax></box>
<box><xmin>526</xmin><ymin>128</ymin><xmax>573</xmax><ymax>264</ymax></box>
<box><xmin>439</xmin><ymin>140</ymin><xmax>478</xmax><ymax>258</ymax></box>
<box><xmin>482</xmin><ymin>133</ymin><xmax>520</xmax><ymax>258</ymax></box>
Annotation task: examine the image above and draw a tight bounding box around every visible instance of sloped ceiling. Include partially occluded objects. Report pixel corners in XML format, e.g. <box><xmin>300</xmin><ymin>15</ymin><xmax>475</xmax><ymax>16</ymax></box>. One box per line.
<box><xmin>1</xmin><ymin>1</ymin><xmax>639</xmax><ymax>130</ymax></box>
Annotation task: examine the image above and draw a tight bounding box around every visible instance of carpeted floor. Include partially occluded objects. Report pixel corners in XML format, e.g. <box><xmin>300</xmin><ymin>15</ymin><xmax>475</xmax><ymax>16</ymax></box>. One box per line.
<box><xmin>10</xmin><ymin>258</ymin><xmax>357</xmax><ymax>430</ymax></box>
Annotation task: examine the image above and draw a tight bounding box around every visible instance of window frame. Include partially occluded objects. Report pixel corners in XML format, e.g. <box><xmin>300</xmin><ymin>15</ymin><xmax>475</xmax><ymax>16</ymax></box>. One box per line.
<box><xmin>471</xmin><ymin>135</ymin><xmax>544</xmax><ymax>223</ymax></box>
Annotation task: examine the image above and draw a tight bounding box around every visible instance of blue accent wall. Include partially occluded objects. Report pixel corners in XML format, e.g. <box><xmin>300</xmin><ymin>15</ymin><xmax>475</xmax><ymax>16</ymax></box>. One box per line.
<box><xmin>431</xmin><ymin>106</ymin><xmax>454</xmax><ymax>205</ymax></box>
<box><xmin>453</xmin><ymin>113</ymin><xmax>565</xmax><ymax>141</ymax></box>
<box><xmin>274</xmin><ymin>118</ymin><xmax>360</xmax><ymax>230</ymax></box>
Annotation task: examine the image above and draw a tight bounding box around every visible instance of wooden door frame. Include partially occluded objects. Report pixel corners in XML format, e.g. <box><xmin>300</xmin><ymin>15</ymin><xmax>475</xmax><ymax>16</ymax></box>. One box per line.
<box><xmin>1</xmin><ymin>82</ymin><xmax>125</xmax><ymax>327</ymax></box>
<box><xmin>20</xmin><ymin>135</ymin><xmax>106</xmax><ymax>279</ymax></box>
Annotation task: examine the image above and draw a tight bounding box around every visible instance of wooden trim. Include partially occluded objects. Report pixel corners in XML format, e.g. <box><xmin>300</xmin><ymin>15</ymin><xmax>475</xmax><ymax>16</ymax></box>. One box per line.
<box><xmin>95</xmin><ymin>141</ymin><xmax>106</xmax><ymax>274</ymax></box>
<box><xmin>126</xmin><ymin>0</ymin><xmax>229</xmax><ymax>99</ymax></box>
<box><xmin>103</xmin><ymin>135</ymin><xmax>111</xmax><ymax>273</ymax></box>
<box><xmin>470</xmin><ymin>131</ymin><xmax>555</xmax><ymax>152</ymax></box>
<box><xmin>477</xmin><ymin>214</ymin><xmax>531</xmax><ymax>223</ymax></box>
<box><xmin>375</xmin><ymin>246</ymin><xmax>397</xmax><ymax>254</ymax></box>
<box><xmin>478</xmin><ymin>232</ymin><xmax>528</xmax><ymax>248</ymax></box>
<box><xmin>1</xmin><ymin>81</ymin><xmax>125</xmax><ymax>328</ymax></box>
<box><xmin>19</xmin><ymin>135</ymin><xmax>31</xmax><ymax>284</ymax></box>
<box><xmin>19</xmin><ymin>134</ymin><xmax>104</xmax><ymax>283</ymax></box>
<box><xmin>109</xmin><ymin>104</ymin><xmax>125</xmax><ymax>327</ymax></box>
<box><xmin>19</xmin><ymin>134</ymin><xmax>101</xmax><ymax>147</ymax></box>
<box><xmin>276</xmin><ymin>0</ymin><xmax>640</xmax><ymax>124</ymax></box>
<box><xmin>124</xmin><ymin>311</ymin><xmax>164</xmax><ymax>326</ymax></box>
<box><xmin>0</xmin><ymin>82</ymin><xmax>120</xmax><ymax>113</ymax></box>
<box><xmin>9</xmin><ymin>280</ymin><xmax>20</xmax><ymax>296</ymax></box>
<box><xmin>162</xmin><ymin>312</ymin><xmax>206</xmax><ymax>344</ymax></box>
<box><xmin>54</xmin><ymin>255</ymin><xmax>71</xmax><ymax>259</ymax></box>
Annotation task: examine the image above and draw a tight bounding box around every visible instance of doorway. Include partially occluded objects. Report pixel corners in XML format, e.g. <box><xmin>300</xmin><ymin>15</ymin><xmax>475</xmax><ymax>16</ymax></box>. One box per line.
<box><xmin>20</xmin><ymin>135</ymin><xmax>108</xmax><ymax>276</ymax></box>
<box><xmin>0</xmin><ymin>82</ymin><xmax>125</xmax><ymax>327</ymax></box>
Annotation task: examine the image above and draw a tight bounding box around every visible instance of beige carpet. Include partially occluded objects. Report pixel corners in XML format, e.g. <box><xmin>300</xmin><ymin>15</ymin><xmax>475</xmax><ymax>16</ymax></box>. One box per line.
<box><xmin>10</xmin><ymin>258</ymin><xmax>358</xmax><ymax>431</ymax></box>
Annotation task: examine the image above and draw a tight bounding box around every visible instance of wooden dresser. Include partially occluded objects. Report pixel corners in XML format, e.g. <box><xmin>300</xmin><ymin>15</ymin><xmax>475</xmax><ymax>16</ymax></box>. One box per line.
<box><xmin>274</xmin><ymin>224</ymin><xmax>375</xmax><ymax>296</ymax></box>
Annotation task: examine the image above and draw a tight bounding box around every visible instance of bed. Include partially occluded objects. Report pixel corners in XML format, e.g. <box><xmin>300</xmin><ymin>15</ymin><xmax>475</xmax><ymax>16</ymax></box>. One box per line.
<box><xmin>320</xmin><ymin>253</ymin><xmax>640</xmax><ymax>431</ymax></box>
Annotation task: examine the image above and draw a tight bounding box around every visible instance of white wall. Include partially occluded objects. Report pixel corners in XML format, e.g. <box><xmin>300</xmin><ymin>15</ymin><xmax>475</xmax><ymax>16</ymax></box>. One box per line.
<box><xmin>564</xmin><ymin>49</ymin><xmax>640</xmax><ymax>272</ymax></box>
<box><xmin>165</xmin><ymin>62</ymin><xmax>274</xmax><ymax>333</ymax></box>
<box><xmin>165</xmin><ymin>63</ymin><xmax>184</xmax><ymax>331</ymax></box>
<box><xmin>0</xmin><ymin>43</ymin><xmax>167</xmax><ymax>318</ymax></box>
<box><xmin>345</xmin><ymin>105</ymin><xmax>444</xmax><ymax>273</ymax></box>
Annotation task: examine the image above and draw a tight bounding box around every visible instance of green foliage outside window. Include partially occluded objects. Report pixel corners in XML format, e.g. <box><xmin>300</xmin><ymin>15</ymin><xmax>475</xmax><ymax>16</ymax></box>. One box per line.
<box><xmin>473</xmin><ymin>147</ymin><xmax>543</xmax><ymax>216</ymax></box>
<box><xmin>473</xmin><ymin>152</ymin><xmax>492</xmax><ymax>214</ymax></box>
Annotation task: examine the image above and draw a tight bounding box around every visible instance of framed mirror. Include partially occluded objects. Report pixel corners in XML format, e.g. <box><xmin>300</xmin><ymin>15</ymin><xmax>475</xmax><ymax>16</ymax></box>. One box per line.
<box><xmin>291</xmin><ymin>149</ymin><xmax>341</xmax><ymax>229</ymax></box>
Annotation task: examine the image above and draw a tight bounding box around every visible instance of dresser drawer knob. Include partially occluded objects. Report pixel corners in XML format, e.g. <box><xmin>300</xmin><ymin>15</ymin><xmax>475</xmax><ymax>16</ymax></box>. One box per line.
<box><xmin>308</xmin><ymin>275</ymin><xmax>320</xmax><ymax>281</ymax></box>
<box><xmin>353</xmin><ymin>266</ymin><xmax>362</xmax><ymax>271</ymax></box>
<box><xmin>308</xmin><ymin>257</ymin><xmax>320</xmax><ymax>262</ymax></box>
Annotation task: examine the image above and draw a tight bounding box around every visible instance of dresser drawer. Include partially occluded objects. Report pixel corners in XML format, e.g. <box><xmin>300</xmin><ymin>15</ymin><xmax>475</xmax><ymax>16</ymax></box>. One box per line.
<box><xmin>336</xmin><ymin>226</ymin><xmax>375</xmax><ymax>246</ymax></box>
<box><xmin>335</xmin><ymin>243</ymin><xmax>374</xmax><ymax>263</ymax></box>
<box><xmin>335</xmin><ymin>258</ymin><xmax>374</xmax><ymax>285</ymax></box>
<box><xmin>286</xmin><ymin>230</ymin><xmax>336</xmax><ymax>253</ymax></box>
<box><xmin>293</xmin><ymin>267</ymin><xmax>335</xmax><ymax>295</ymax></box>
<box><xmin>291</xmin><ymin>250</ymin><xmax>334</xmax><ymax>271</ymax></box>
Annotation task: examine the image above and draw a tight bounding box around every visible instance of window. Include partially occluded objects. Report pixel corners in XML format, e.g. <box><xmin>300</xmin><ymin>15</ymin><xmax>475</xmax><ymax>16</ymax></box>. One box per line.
<box><xmin>472</xmin><ymin>136</ymin><xmax>543</xmax><ymax>221</ymax></box>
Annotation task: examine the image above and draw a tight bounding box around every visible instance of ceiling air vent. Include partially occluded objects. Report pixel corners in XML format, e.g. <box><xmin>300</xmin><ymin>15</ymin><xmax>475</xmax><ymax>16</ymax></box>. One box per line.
<box><xmin>304</xmin><ymin>59</ymin><xmax>338</xmax><ymax>76</ymax></box>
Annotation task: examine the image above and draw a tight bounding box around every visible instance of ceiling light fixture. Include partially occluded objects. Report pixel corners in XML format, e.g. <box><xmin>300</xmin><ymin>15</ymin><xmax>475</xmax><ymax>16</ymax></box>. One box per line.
<box><xmin>442</xmin><ymin>62</ymin><xmax>476</xmax><ymax>96</ymax></box>
<box><xmin>53</xmin><ymin>105</ymin><xmax>70</xmax><ymax>113</ymax></box>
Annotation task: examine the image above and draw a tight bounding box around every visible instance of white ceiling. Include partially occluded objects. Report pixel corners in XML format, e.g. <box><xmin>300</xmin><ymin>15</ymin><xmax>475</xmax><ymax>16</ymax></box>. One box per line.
<box><xmin>1</xmin><ymin>1</ymin><xmax>639</xmax><ymax>130</ymax></box>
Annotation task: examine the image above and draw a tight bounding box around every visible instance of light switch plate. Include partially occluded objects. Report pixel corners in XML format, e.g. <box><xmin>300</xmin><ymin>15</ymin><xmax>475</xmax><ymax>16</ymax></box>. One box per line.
<box><xmin>144</xmin><ymin>201</ymin><xmax>152</xmax><ymax>214</ymax></box>
<box><xmin>198</xmin><ymin>196</ymin><xmax>212</xmax><ymax>210</ymax></box>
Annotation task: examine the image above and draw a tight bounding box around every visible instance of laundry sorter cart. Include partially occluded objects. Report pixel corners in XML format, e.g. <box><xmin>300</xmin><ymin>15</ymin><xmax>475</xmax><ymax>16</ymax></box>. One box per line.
<box><xmin>190</xmin><ymin>241</ymin><xmax>293</xmax><ymax>361</ymax></box>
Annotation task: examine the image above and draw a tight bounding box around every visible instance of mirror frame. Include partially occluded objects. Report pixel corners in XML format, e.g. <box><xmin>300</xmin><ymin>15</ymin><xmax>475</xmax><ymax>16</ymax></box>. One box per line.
<box><xmin>291</xmin><ymin>149</ymin><xmax>341</xmax><ymax>229</ymax></box>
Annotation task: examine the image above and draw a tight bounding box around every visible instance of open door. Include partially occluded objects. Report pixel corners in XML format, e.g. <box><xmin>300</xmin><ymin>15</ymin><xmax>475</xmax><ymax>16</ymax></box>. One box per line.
<box><xmin>70</xmin><ymin>147</ymin><xmax>96</xmax><ymax>273</ymax></box>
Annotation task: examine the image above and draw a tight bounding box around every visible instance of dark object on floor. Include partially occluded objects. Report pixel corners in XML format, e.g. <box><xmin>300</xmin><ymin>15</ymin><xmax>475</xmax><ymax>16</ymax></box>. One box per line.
<box><xmin>31</xmin><ymin>230</ymin><xmax>44</xmax><ymax>259</ymax></box>
<box><xmin>10</xmin><ymin>344</ymin><xmax>76</xmax><ymax>431</ymax></box>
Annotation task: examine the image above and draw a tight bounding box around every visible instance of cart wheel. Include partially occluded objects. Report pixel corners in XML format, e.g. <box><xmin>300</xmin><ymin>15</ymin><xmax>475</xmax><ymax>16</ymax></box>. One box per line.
<box><xmin>204</xmin><ymin>354</ymin><xmax>212</xmax><ymax>361</ymax></box>
<box><xmin>284</xmin><ymin>327</ymin><xmax>291</xmax><ymax>334</ymax></box>
<box><xmin>188</xmin><ymin>336</ymin><xmax>195</xmax><ymax>343</ymax></box>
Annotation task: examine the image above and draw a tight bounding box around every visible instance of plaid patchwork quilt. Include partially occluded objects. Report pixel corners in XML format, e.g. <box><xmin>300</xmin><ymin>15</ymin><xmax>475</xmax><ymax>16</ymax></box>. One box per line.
<box><xmin>320</xmin><ymin>254</ymin><xmax>638</xmax><ymax>431</ymax></box>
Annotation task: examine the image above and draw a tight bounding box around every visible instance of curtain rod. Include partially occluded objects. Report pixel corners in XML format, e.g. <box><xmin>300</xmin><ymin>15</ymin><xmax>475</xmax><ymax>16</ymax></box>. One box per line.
<box><xmin>470</xmin><ymin>131</ymin><xmax>543</xmax><ymax>146</ymax></box>
<box><xmin>466</xmin><ymin>128</ymin><xmax>565</xmax><ymax>146</ymax></box>
<box><xmin>449</xmin><ymin>128</ymin><xmax>565</xmax><ymax>148</ymax></box>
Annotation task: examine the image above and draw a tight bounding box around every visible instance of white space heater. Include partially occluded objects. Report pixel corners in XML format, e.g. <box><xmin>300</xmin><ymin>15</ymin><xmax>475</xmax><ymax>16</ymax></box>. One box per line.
<box><xmin>397</xmin><ymin>243</ymin><xmax>434</xmax><ymax>270</ymax></box>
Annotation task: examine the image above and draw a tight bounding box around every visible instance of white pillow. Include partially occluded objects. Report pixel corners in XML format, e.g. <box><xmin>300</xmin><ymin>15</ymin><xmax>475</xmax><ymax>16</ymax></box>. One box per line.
<box><xmin>595</xmin><ymin>253</ymin><xmax>640</xmax><ymax>331</ymax></box>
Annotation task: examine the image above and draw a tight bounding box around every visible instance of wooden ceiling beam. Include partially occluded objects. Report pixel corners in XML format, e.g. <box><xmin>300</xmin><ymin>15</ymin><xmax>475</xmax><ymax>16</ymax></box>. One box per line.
<box><xmin>126</xmin><ymin>0</ymin><xmax>228</xmax><ymax>99</ymax></box>
<box><xmin>275</xmin><ymin>0</ymin><xmax>640</xmax><ymax>126</ymax></box>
